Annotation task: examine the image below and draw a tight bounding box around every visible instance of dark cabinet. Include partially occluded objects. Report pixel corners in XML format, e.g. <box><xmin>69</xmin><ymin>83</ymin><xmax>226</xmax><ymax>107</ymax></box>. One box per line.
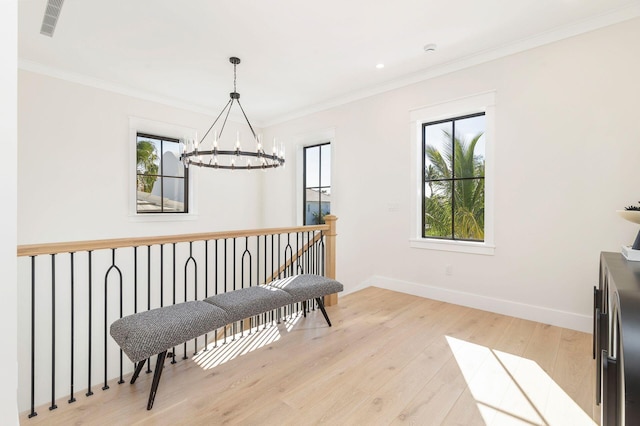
<box><xmin>595</xmin><ymin>252</ymin><xmax>640</xmax><ymax>425</ymax></box>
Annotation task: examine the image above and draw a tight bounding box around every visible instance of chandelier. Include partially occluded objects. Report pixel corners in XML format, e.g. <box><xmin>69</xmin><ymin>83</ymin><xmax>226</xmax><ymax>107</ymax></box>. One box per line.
<box><xmin>180</xmin><ymin>57</ymin><xmax>285</xmax><ymax>170</ymax></box>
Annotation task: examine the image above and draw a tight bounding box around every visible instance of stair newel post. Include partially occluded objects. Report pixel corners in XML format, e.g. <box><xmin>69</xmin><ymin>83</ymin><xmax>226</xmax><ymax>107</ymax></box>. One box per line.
<box><xmin>323</xmin><ymin>215</ymin><xmax>338</xmax><ymax>306</ymax></box>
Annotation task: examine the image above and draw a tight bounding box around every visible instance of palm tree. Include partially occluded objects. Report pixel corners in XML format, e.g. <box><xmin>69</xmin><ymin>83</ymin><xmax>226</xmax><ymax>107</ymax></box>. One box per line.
<box><xmin>136</xmin><ymin>140</ymin><xmax>159</xmax><ymax>193</ymax></box>
<box><xmin>424</xmin><ymin>130</ymin><xmax>484</xmax><ymax>240</ymax></box>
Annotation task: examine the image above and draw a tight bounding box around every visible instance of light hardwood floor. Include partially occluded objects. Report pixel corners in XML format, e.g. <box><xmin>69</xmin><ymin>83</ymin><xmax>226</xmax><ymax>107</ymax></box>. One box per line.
<box><xmin>22</xmin><ymin>287</ymin><xmax>597</xmax><ymax>425</ymax></box>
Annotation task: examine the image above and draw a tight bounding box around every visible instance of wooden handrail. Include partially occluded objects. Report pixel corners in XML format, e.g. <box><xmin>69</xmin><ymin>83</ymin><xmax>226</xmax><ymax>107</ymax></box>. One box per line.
<box><xmin>17</xmin><ymin>223</ymin><xmax>330</xmax><ymax>257</ymax></box>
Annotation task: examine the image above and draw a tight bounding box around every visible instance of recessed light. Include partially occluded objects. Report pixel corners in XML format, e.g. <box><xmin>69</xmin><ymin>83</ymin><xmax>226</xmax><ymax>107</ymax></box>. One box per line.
<box><xmin>376</xmin><ymin>63</ymin><xmax>385</xmax><ymax>69</ymax></box>
<box><xmin>424</xmin><ymin>43</ymin><xmax>437</xmax><ymax>53</ymax></box>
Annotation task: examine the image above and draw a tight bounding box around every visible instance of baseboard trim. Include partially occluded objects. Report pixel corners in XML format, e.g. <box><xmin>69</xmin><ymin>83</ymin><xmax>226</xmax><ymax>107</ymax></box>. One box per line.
<box><xmin>349</xmin><ymin>275</ymin><xmax>591</xmax><ymax>333</ymax></box>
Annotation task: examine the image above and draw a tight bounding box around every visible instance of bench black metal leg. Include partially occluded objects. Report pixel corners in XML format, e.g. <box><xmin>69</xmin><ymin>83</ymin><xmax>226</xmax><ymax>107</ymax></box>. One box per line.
<box><xmin>130</xmin><ymin>360</ymin><xmax>146</xmax><ymax>384</ymax></box>
<box><xmin>303</xmin><ymin>300</ymin><xmax>307</xmax><ymax>317</ymax></box>
<box><xmin>147</xmin><ymin>350</ymin><xmax>167</xmax><ymax>410</ymax></box>
<box><xmin>315</xmin><ymin>297</ymin><xmax>332</xmax><ymax>327</ymax></box>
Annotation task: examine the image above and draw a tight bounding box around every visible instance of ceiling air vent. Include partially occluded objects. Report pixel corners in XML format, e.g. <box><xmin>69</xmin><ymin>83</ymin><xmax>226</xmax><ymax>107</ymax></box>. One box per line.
<box><xmin>40</xmin><ymin>0</ymin><xmax>65</xmax><ymax>37</ymax></box>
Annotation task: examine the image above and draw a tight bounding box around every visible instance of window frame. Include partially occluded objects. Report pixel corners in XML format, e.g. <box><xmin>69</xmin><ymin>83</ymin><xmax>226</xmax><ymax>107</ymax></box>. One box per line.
<box><xmin>410</xmin><ymin>92</ymin><xmax>495</xmax><ymax>255</ymax></box>
<box><xmin>135</xmin><ymin>132</ymin><xmax>189</xmax><ymax>214</ymax></box>
<box><xmin>421</xmin><ymin>112</ymin><xmax>486</xmax><ymax>242</ymax></box>
<box><xmin>303</xmin><ymin>142</ymin><xmax>331</xmax><ymax>225</ymax></box>
<box><xmin>294</xmin><ymin>128</ymin><xmax>335</xmax><ymax>226</ymax></box>
<box><xmin>129</xmin><ymin>116</ymin><xmax>198</xmax><ymax>221</ymax></box>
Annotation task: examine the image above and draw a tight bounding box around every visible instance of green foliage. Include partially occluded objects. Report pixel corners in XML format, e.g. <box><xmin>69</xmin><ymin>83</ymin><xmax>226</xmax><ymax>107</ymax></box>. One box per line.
<box><xmin>136</xmin><ymin>140</ymin><xmax>159</xmax><ymax>193</ymax></box>
<box><xmin>424</xmin><ymin>130</ymin><xmax>485</xmax><ymax>240</ymax></box>
<box><xmin>312</xmin><ymin>210</ymin><xmax>329</xmax><ymax>224</ymax></box>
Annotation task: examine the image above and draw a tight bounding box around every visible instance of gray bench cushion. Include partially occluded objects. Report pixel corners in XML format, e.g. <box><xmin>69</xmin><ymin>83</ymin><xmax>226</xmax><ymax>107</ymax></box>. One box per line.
<box><xmin>203</xmin><ymin>286</ymin><xmax>294</xmax><ymax>323</ymax></box>
<box><xmin>110</xmin><ymin>301</ymin><xmax>229</xmax><ymax>363</ymax></box>
<box><xmin>110</xmin><ymin>274</ymin><xmax>343</xmax><ymax>365</ymax></box>
<box><xmin>268</xmin><ymin>274</ymin><xmax>343</xmax><ymax>301</ymax></box>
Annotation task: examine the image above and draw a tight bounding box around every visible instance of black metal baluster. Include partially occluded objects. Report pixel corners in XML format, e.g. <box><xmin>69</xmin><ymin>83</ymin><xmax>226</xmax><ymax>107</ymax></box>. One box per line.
<box><xmin>50</xmin><ymin>254</ymin><xmax>57</xmax><ymax>410</ymax></box>
<box><xmin>262</xmin><ymin>235</ymin><xmax>267</xmax><ymax>328</ymax></box>
<box><xmin>86</xmin><ymin>251</ymin><xmax>93</xmax><ymax>397</ymax></box>
<box><xmin>241</xmin><ymin>237</ymin><xmax>252</xmax><ymax>336</ymax></box>
<box><xmin>204</xmin><ymin>240</ymin><xmax>209</xmax><ymax>350</ymax></box>
<box><xmin>233</xmin><ymin>238</ymin><xmax>237</xmax><ymax>340</ymax></box>
<box><xmin>296</xmin><ymin>232</ymin><xmax>302</xmax><ymax>314</ymax></box>
<box><xmin>254</xmin><ymin>235</ymin><xmax>260</xmax><ymax>332</ymax></box>
<box><xmin>224</xmin><ymin>239</ymin><xmax>228</xmax><ymax>343</ymax></box>
<box><xmin>214</xmin><ymin>239</ymin><xmax>219</xmax><ymax>348</ymax></box>
<box><xmin>146</xmin><ymin>245</ymin><xmax>152</xmax><ymax>373</ymax></box>
<box><xmin>233</xmin><ymin>238</ymin><xmax>237</xmax><ymax>291</ymax></box>
<box><xmin>28</xmin><ymin>256</ymin><xmax>37</xmax><ymax>418</ymax></box>
<box><xmin>104</xmin><ymin>249</ymin><xmax>123</xmax><ymax>390</ymax></box>
<box><xmin>313</xmin><ymin>231</ymin><xmax>317</xmax><ymax>273</ymax></box>
<box><xmin>277</xmin><ymin>234</ymin><xmax>281</xmax><ymax>279</ymax></box>
<box><xmin>285</xmin><ymin>234</ymin><xmax>293</xmax><ymax>318</ymax></box>
<box><xmin>118</xmin><ymin>251</ymin><xmax>124</xmax><ymax>385</ymax></box>
<box><xmin>278</xmin><ymin>234</ymin><xmax>283</xmax><ymax>323</ymax></box>
<box><xmin>273</xmin><ymin>234</ymin><xmax>278</xmax><ymax>324</ymax></box>
<box><xmin>319</xmin><ymin>231</ymin><xmax>325</xmax><ymax>276</ymax></box>
<box><xmin>160</xmin><ymin>244</ymin><xmax>164</xmax><ymax>307</ymax></box>
<box><xmin>171</xmin><ymin>243</ymin><xmax>177</xmax><ymax>364</ymax></box>
<box><xmin>312</xmin><ymin>231</ymin><xmax>317</xmax><ymax>275</ymax></box>
<box><xmin>296</xmin><ymin>231</ymin><xmax>302</xmax><ymax>274</ymax></box>
<box><xmin>132</xmin><ymin>247</ymin><xmax>139</xmax><ymax>375</ymax></box>
<box><xmin>190</xmin><ymin>242</ymin><xmax>198</xmax><ymax>355</ymax></box>
<box><xmin>305</xmin><ymin>232</ymin><xmax>313</xmax><ymax>273</ymax></box>
<box><xmin>68</xmin><ymin>253</ymin><xmax>76</xmax><ymax>403</ymax></box>
<box><xmin>184</xmin><ymin>242</ymin><xmax>197</xmax><ymax>357</ymax></box>
<box><xmin>133</xmin><ymin>247</ymin><xmax>138</xmax><ymax>314</ymax></box>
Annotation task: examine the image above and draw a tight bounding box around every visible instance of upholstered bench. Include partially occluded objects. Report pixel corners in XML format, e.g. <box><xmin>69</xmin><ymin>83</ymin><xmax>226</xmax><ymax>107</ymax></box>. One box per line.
<box><xmin>110</xmin><ymin>274</ymin><xmax>343</xmax><ymax>410</ymax></box>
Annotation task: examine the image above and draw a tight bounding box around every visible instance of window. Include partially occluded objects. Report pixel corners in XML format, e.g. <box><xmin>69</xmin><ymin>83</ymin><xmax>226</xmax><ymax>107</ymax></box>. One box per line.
<box><xmin>410</xmin><ymin>91</ymin><xmax>494</xmax><ymax>255</ymax></box>
<box><xmin>136</xmin><ymin>133</ymin><xmax>188</xmax><ymax>213</ymax></box>
<box><xmin>423</xmin><ymin>113</ymin><xmax>485</xmax><ymax>241</ymax></box>
<box><xmin>303</xmin><ymin>143</ymin><xmax>331</xmax><ymax>225</ymax></box>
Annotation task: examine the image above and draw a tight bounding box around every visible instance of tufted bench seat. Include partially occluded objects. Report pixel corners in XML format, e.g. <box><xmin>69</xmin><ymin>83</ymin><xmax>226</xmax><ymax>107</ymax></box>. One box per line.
<box><xmin>110</xmin><ymin>274</ymin><xmax>343</xmax><ymax>410</ymax></box>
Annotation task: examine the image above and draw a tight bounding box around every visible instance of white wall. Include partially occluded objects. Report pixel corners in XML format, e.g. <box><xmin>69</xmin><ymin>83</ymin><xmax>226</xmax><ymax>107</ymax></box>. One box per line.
<box><xmin>262</xmin><ymin>18</ymin><xmax>640</xmax><ymax>332</ymax></box>
<box><xmin>18</xmin><ymin>71</ymin><xmax>270</xmax><ymax>244</ymax></box>
<box><xmin>2</xmin><ymin>0</ymin><xmax>19</xmax><ymax>423</ymax></box>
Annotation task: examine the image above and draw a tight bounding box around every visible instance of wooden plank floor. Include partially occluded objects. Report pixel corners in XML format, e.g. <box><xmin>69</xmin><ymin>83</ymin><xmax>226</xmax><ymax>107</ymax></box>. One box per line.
<box><xmin>21</xmin><ymin>287</ymin><xmax>597</xmax><ymax>425</ymax></box>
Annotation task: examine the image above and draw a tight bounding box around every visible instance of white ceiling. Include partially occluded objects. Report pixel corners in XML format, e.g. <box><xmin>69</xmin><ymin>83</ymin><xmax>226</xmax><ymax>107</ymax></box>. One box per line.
<box><xmin>18</xmin><ymin>0</ymin><xmax>640</xmax><ymax>126</ymax></box>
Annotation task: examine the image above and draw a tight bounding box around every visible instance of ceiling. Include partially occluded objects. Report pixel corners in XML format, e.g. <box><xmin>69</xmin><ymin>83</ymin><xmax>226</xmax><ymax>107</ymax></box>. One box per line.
<box><xmin>18</xmin><ymin>0</ymin><xmax>640</xmax><ymax>126</ymax></box>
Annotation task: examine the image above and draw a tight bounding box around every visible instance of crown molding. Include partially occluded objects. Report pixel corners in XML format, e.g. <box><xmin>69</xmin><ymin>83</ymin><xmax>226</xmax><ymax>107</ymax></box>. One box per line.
<box><xmin>261</xmin><ymin>4</ymin><xmax>640</xmax><ymax>127</ymax></box>
<box><xmin>18</xmin><ymin>59</ymin><xmax>249</xmax><ymax>125</ymax></box>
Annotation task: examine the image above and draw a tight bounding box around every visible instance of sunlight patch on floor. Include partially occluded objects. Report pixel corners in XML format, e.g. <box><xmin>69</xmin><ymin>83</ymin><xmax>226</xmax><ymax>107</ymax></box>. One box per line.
<box><xmin>446</xmin><ymin>336</ymin><xmax>595</xmax><ymax>426</ymax></box>
<box><xmin>193</xmin><ymin>315</ymin><xmax>303</xmax><ymax>370</ymax></box>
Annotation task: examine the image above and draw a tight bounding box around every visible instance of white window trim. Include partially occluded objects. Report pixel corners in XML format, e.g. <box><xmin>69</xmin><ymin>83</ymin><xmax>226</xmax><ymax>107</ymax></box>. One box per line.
<box><xmin>294</xmin><ymin>128</ymin><xmax>335</xmax><ymax>226</ymax></box>
<box><xmin>409</xmin><ymin>92</ymin><xmax>495</xmax><ymax>255</ymax></box>
<box><xmin>129</xmin><ymin>116</ymin><xmax>198</xmax><ymax>221</ymax></box>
